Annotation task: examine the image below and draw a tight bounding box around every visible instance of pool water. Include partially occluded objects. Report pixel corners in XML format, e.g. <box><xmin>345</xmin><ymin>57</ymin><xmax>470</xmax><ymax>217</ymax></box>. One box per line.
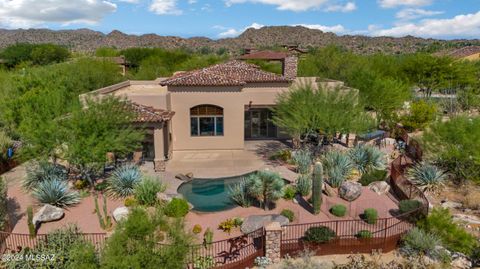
<box><xmin>177</xmin><ymin>174</ymin><xmax>251</xmax><ymax>212</ymax></box>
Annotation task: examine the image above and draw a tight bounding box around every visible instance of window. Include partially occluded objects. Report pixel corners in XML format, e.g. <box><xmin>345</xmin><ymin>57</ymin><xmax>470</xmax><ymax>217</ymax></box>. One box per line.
<box><xmin>190</xmin><ymin>105</ymin><xmax>224</xmax><ymax>136</ymax></box>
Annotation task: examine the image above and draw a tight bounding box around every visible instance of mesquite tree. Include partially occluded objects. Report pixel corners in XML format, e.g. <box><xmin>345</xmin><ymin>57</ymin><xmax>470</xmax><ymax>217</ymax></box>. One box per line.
<box><xmin>312</xmin><ymin>162</ymin><xmax>323</xmax><ymax>215</ymax></box>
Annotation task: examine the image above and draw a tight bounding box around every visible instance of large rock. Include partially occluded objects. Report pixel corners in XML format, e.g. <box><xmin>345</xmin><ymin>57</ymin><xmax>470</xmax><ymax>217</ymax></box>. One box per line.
<box><xmin>368</xmin><ymin>181</ymin><xmax>390</xmax><ymax>195</ymax></box>
<box><xmin>441</xmin><ymin>201</ymin><xmax>462</xmax><ymax>210</ymax></box>
<box><xmin>451</xmin><ymin>253</ymin><xmax>472</xmax><ymax>269</ymax></box>
<box><xmin>339</xmin><ymin>181</ymin><xmax>362</xmax><ymax>202</ymax></box>
<box><xmin>323</xmin><ymin>183</ymin><xmax>337</xmax><ymax>197</ymax></box>
<box><xmin>175</xmin><ymin>174</ymin><xmax>192</xmax><ymax>181</ymax></box>
<box><xmin>112</xmin><ymin>207</ymin><xmax>130</xmax><ymax>222</ymax></box>
<box><xmin>33</xmin><ymin>205</ymin><xmax>64</xmax><ymax>226</ymax></box>
<box><xmin>241</xmin><ymin>215</ymin><xmax>289</xmax><ymax>234</ymax></box>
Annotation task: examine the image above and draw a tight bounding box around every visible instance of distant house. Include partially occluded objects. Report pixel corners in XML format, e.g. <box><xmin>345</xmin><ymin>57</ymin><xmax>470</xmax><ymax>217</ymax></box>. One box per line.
<box><xmin>96</xmin><ymin>56</ymin><xmax>130</xmax><ymax>76</ymax></box>
<box><xmin>81</xmin><ymin>54</ymin><xmax>350</xmax><ymax>171</ymax></box>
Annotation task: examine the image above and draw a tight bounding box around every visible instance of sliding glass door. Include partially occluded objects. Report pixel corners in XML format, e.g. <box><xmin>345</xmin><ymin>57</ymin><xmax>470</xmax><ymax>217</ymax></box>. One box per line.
<box><xmin>245</xmin><ymin>108</ymin><xmax>277</xmax><ymax>139</ymax></box>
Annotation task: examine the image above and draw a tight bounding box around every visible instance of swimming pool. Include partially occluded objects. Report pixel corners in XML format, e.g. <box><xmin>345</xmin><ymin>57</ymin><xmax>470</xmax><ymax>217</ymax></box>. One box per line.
<box><xmin>177</xmin><ymin>173</ymin><xmax>252</xmax><ymax>212</ymax></box>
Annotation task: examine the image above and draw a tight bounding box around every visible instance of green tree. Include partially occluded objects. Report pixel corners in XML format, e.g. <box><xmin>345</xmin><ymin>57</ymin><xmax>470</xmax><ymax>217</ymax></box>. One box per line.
<box><xmin>95</xmin><ymin>47</ymin><xmax>120</xmax><ymax>57</ymax></box>
<box><xmin>61</xmin><ymin>97</ymin><xmax>144</xmax><ymax>181</ymax></box>
<box><xmin>312</xmin><ymin>162</ymin><xmax>323</xmax><ymax>215</ymax></box>
<box><xmin>30</xmin><ymin>44</ymin><xmax>70</xmax><ymax>65</ymax></box>
<box><xmin>247</xmin><ymin>170</ymin><xmax>285</xmax><ymax>210</ymax></box>
<box><xmin>101</xmin><ymin>207</ymin><xmax>192</xmax><ymax>269</ymax></box>
<box><xmin>422</xmin><ymin>116</ymin><xmax>480</xmax><ymax>184</ymax></box>
<box><xmin>272</xmin><ymin>82</ymin><xmax>374</xmax><ymax>145</ymax></box>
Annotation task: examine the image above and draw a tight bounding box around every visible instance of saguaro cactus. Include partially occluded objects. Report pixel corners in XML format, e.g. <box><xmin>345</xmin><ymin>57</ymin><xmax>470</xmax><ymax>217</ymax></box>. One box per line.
<box><xmin>312</xmin><ymin>162</ymin><xmax>323</xmax><ymax>215</ymax></box>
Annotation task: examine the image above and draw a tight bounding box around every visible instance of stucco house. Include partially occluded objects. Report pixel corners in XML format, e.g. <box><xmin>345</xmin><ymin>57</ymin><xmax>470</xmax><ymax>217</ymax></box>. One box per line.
<box><xmin>82</xmin><ymin>55</ymin><xmax>348</xmax><ymax>171</ymax></box>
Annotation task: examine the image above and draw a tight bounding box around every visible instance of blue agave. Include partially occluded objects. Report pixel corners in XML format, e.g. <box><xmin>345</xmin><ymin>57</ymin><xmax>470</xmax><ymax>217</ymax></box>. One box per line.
<box><xmin>107</xmin><ymin>164</ymin><xmax>142</xmax><ymax>198</ymax></box>
<box><xmin>32</xmin><ymin>179</ymin><xmax>80</xmax><ymax>207</ymax></box>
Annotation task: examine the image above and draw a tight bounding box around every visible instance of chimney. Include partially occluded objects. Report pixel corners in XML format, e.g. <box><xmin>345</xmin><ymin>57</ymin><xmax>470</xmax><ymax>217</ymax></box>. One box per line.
<box><xmin>282</xmin><ymin>55</ymin><xmax>298</xmax><ymax>79</ymax></box>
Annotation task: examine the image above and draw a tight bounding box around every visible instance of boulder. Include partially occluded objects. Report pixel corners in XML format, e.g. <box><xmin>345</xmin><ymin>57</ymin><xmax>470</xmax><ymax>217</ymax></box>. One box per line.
<box><xmin>113</xmin><ymin>207</ymin><xmax>130</xmax><ymax>222</ymax></box>
<box><xmin>441</xmin><ymin>201</ymin><xmax>462</xmax><ymax>210</ymax></box>
<box><xmin>368</xmin><ymin>181</ymin><xmax>390</xmax><ymax>195</ymax></box>
<box><xmin>451</xmin><ymin>253</ymin><xmax>472</xmax><ymax>269</ymax></box>
<box><xmin>323</xmin><ymin>183</ymin><xmax>337</xmax><ymax>197</ymax></box>
<box><xmin>339</xmin><ymin>181</ymin><xmax>362</xmax><ymax>202</ymax></box>
<box><xmin>175</xmin><ymin>174</ymin><xmax>192</xmax><ymax>181</ymax></box>
<box><xmin>156</xmin><ymin>192</ymin><xmax>183</xmax><ymax>203</ymax></box>
<box><xmin>241</xmin><ymin>215</ymin><xmax>289</xmax><ymax>234</ymax></box>
<box><xmin>33</xmin><ymin>205</ymin><xmax>64</xmax><ymax>226</ymax></box>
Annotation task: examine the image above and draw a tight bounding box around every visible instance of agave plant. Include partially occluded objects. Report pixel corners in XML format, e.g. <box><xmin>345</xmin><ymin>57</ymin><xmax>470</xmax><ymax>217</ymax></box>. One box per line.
<box><xmin>107</xmin><ymin>164</ymin><xmax>142</xmax><ymax>198</ymax></box>
<box><xmin>23</xmin><ymin>161</ymin><xmax>68</xmax><ymax>191</ymax></box>
<box><xmin>32</xmin><ymin>179</ymin><xmax>81</xmax><ymax>207</ymax></box>
<box><xmin>229</xmin><ymin>178</ymin><xmax>253</xmax><ymax>207</ymax></box>
<box><xmin>323</xmin><ymin>151</ymin><xmax>353</xmax><ymax>187</ymax></box>
<box><xmin>407</xmin><ymin>162</ymin><xmax>446</xmax><ymax>193</ymax></box>
<box><xmin>296</xmin><ymin>174</ymin><xmax>312</xmax><ymax>197</ymax></box>
<box><xmin>349</xmin><ymin>145</ymin><xmax>386</xmax><ymax>175</ymax></box>
<box><xmin>292</xmin><ymin>149</ymin><xmax>312</xmax><ymax>175</ymax></box>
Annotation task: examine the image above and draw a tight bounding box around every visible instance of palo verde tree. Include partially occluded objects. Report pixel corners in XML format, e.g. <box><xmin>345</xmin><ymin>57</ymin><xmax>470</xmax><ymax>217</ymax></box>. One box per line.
<box><xmin>272</xmin><ymin>81</ymin><xmax>374</xmax><ymax>146</ymax></box>
<box><xmin>312</xmin><ymin>162</ymin><xmax>323</xmax><ymax>215</ymax></box>
<box><xmin>61</xmin><ymin>96</ymin><xmax>145</xmax><ymax>183</ymax></box>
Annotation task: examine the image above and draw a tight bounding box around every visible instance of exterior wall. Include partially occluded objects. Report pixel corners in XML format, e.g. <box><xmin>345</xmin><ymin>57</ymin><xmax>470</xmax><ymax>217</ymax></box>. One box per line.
<box><xmin>168</xmin><ymin>83</ymin><xmax>290</xmax><ymax>151</ymax></box>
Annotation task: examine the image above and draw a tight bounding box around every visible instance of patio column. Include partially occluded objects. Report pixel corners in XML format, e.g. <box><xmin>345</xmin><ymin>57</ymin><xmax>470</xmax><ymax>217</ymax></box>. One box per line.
<box><xmin>264</xmin><ymin>222</ymin><xmax>282</xmax><ymax>264</ymax></box>
<box><xmin>154</xmin><ymin>125</ymin><xmax>166</xmax><ymax>172</ymax></box>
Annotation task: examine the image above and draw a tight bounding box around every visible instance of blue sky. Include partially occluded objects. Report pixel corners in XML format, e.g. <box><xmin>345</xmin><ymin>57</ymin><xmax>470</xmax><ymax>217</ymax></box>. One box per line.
<box><xmin>0</xmin><ymin>0</ymin><xmax>479</xmax><ymax>39</ymax></box>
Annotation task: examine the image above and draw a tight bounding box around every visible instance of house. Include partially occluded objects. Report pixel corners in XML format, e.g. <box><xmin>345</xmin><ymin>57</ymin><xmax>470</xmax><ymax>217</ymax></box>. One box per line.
<box><xmin>82</xmin><ymin>55</ymin><xmax>347</xmax><ymax>172</ymax></box>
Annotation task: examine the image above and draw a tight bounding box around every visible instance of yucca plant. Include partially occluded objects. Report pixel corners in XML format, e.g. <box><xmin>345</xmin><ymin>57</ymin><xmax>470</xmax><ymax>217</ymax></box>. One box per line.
<box><xmin>349</xmin><ymin>145</ymin><xmax>386</xmax><ymax>175</ymax></box>
<box><xmin>106</xmin><ymin>164</ymin><xmax>142</xmax><ymax>198</ymax></box>
<box><xmin>296</xmin><ymin>174</ymin><xmax>312</xmax><ymax>197</ymax></box>
<box><xmin>247</xmin><ymin>170</ymin><xmax>285</xmax><ymax>210</ymax></box>
<box><xmin>292</xmin><ymin>149</ymin><xmax>312</xmax><ymax>175</ymax></box>
<box><xmin>229</xmin><ymin>178</ymin><xmax>253</xmax><ymax>207</ymax></box>
<box><xmin>323</xmin><ymin>151</ymin><xmax>353</xmax><ymax>188</ymax></box>
<box><xmin>407</xmin><ymin>162</ymin><xmax>447</xmax><ymax>193</ymax></box>
<box><xmin>24</xmin><ymin>161</ymin><xmax>68</xmax><ymax>191</ymax></box>
<box><xmin>32</xmin><ymin>179</ymin><xmax>81</xmax><ymax>207</ymax></box>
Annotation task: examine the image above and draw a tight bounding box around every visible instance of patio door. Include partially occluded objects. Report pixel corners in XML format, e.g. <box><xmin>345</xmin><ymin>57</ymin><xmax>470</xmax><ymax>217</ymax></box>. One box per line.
<box><xmin>245</xmin><ymin>108</ymin><xmax>277</xmax><ymax>139</ymax></box>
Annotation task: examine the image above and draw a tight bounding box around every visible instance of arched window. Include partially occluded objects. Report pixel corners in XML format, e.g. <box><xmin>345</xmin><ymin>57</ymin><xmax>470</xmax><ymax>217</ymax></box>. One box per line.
<box><xmin>190</xmin><ymin>105</ymin><xmax>224</xmax><ymax>136</ymax></box>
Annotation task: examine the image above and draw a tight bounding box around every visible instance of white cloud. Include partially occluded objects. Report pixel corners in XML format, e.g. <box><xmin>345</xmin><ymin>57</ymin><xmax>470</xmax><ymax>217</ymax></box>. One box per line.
<box><xmin>294</xmin><ymin>23</ymin><xmax>347</xmax><ymax>34</ymax></box>
<box><xmin>378</xmin><ymin>0</ymin><xmax>432</xmax><ymax>8</ymax></box>
<box><xmin>117</xmin><ymin>0</ymin><xmax>140</xmax><ymax>3</ymax></box>
<box><xmin>218</xmin><ymin>22</ymin><xmax>264</xmax><ymax>37</ymax></box>
<box><xmin>325</xmin><ymin>2</ymin><xmax>356</xmax><ymax>12</ymax></box>
<box><xmin>0</xmin><ymin>0</ymin><xmax>116</xmax><ymax>28</ymax></box>
<box><xmin>188</xmin><ymin>0</ymin><xmax>197</xmax><ymax>3</ymax></box>
<box><xmin>396</xmin><ymin>8</ymin><xmax>443</xmax><ymax>21</ymax></box>
<box><xmin>371</xmin><ymin>11</ymin><xmax>480</xmax><ymax>38</ymax></box>
<box><xmin>225</xmin><ymin>0</ymin><xmax>331</xmax><ymax>12</ymax></box>
<box><xmin>149</xmin><ymin>0</ymin><xmax>182</xmax><ymax>15</ymax></box>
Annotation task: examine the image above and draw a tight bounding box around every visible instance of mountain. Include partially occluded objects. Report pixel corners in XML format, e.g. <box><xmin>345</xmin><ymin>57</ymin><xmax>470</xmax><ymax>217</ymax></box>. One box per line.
<box><xmin>0</xmin><ymin>26</ymin><xmax>479</xmax><ymax>54</ymax></box>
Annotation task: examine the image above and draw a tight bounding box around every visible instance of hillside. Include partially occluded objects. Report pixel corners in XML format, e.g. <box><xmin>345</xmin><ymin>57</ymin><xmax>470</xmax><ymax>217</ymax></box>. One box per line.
<box><xmin>0</xmin><ymin>26</ymin><xmax>479</xmax><ymax>54</ymax></box>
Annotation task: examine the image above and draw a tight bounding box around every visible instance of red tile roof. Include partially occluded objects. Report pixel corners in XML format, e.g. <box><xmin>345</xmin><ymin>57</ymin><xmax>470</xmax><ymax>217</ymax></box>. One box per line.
<box><xmin>130</xmin><ymin>102</ymin><xmax>174</xmax><ymax>123</ymax></box>
<box><xmin>160</xmin><ymin>60</ymin><xmax>290</xmax><ymax>86</ymax></box>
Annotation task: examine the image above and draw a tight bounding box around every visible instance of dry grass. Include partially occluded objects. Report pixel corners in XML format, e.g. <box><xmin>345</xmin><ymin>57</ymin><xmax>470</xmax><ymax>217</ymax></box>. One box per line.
<box><xmin>463</xmin><ymin>191</ymin><xmax>480</xmax><ymax>210</ymax></box>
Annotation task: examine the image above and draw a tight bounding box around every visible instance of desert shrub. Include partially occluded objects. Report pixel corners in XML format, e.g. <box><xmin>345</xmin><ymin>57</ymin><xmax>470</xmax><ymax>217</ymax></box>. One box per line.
<box><xmin>399</xmin><ymin>199</ymin><xmax>423</xmax><ymax>214</ymax></box>
<box><xmin>4</xmin><ymin>225</ymin><xmax>97</xmax><ymax>269</ymax></box>
<box><xmin>101</xmin><ymin>207</ymin><xmax>192</xmax><ymax>268</ymax></box>
<box><xmin>303</xmin><ymin>226</ymin><xmax>336</xmax><ymax>244</ymax></box>
<box><xmin>401</xmin><ymin>227</ymin><xmax>442</xmax><ymax>258</ymax></box>
<box><xmin>463</xmin><ymin>191</ymin><xmax>480</xmax><ymax>210</ymax></box>
<box><xmin>74</xmin><ymin>179</ymin><xmax>88</xmax><ymax>190</ymax></box>
<box><xmin>23</xmin><ymin>161</ymin><xmax>68</xmax><ymax>191</ymax></box>
<box><xmin>106</xmin><ymin>164</ymin><xmax>142</xmax><ymax>198</ymax></box>
<box><xmin>0</xmin><ymin>177</ymin><xmax>7</xmax><ymax>230</ymax></box>
<box><xmin>193</xmin><ymin>255</ymin><xmax>215</xmax><ymax>269</ymax></box>
<box><xmin>281</xmin><ymin>209</ymin><xmax>295</xmax><ymax>222</ymax></box>
<box><xmin>229</xmin><ymin>178</ymin><xmax>253</xmax><ymax>207</ymax></box>
<box><xmin>407</xmin><ymin>162</ymin><xmax>446</xmax><ymax>193</ymax></box>
<box><xmin>203</xmin><ymin>228</ymin><xmax>213</xmax><ymax>247</ymax></box>
<box><xmin>164</xmin><ymin>198</ymin><xmax>190</xmax><ymax>218</ymax></box>
<box><xmin>292</xmin><ymin>149</ymin><xmax>312</xmax><ymax>174</ymax></box>
<box><xmin>279</xmin><ymin>250</ymin><xmax>326</xmax><ymax>269</ymax></box>
<box><xmin>363</xmin><ymin>208</ymin><xmax>378</xmax><ymax>224</ymax></box>
<box><xmin>192</xmin><ymin>224</ymin><xmax>202</xmax><ymax>234</ymax></box>
<box><xmin>356</xmin><ymin>230</ymin><xmax>373</xmax><ymax>239</ymax></box>
<box><xmin>358</xmin><ymin>169</ymin><xmax>387</xmax><ymax>186</ymax></box>
<box><xmin>418</xmin><ymin>207</ymin><xmax>478</xmax><ymax>255</ymax></box>
<box><xmin>330</xmin><ymin>204</ymin><xmax>347</xmax><ymax>217</ymax></box>
<box><xmin>94</xmin><ymin>180</ymin><xmax>109</xmax><ymax>192</ymax></box>
<box><xmin>124</xmin><ymin>196</ymin><xmax>138</xmax><ymax>207</ymax></box>
<box><xmin>134</xmin><ymin>176</ymin><xmax>165</xmax><ymax>206</ymax></box>
<box><xmin>323</xmin><ymin>151</ymin><xmax>353</xmax><ymax>187</ymax></box>
<box><xmin>401</xmin><ymin>100</ymin><xmax>437</xmax><ymax>131</ymax></box>
<box><xmin>296</xmin><ymin>174</ymin><xmax>311</xmax><ymax>196</ymax></box>
<box><xmin>32</xmin><ymin>179</ymin><xmax>80</xmax><ymax>207</ymax></box>
<box><xmin>0</xmin><ymin>130</ymin><xmax>13</xmax><ymax>162</ymax></box>
<box><xmin>349</xmin><ymin>145</ymin><xmax>386</xmax><ymax>175</ymax></box>
<box><xmin>254</xmin><ymin>256</ymin><xmax>272</xmax><ymax>268</ymax></box>
<box><xmin>283</xmin><ymin>185</ymin><xmax>297</xmax><ymax>200</ymax></box>
<box><xmin>218</xmin><ymin>218</ymin><xmax>241</xmax><ymax>234</ymax></box>
<box><xmin>233</xmin><ymin>217</ymin><xmax>243</xmax><ymax>226</ymax></box>
<box><xmin>269</xmin><ymin>149</ymin><xmax>291</xmax><ymax>162</ymax></box>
